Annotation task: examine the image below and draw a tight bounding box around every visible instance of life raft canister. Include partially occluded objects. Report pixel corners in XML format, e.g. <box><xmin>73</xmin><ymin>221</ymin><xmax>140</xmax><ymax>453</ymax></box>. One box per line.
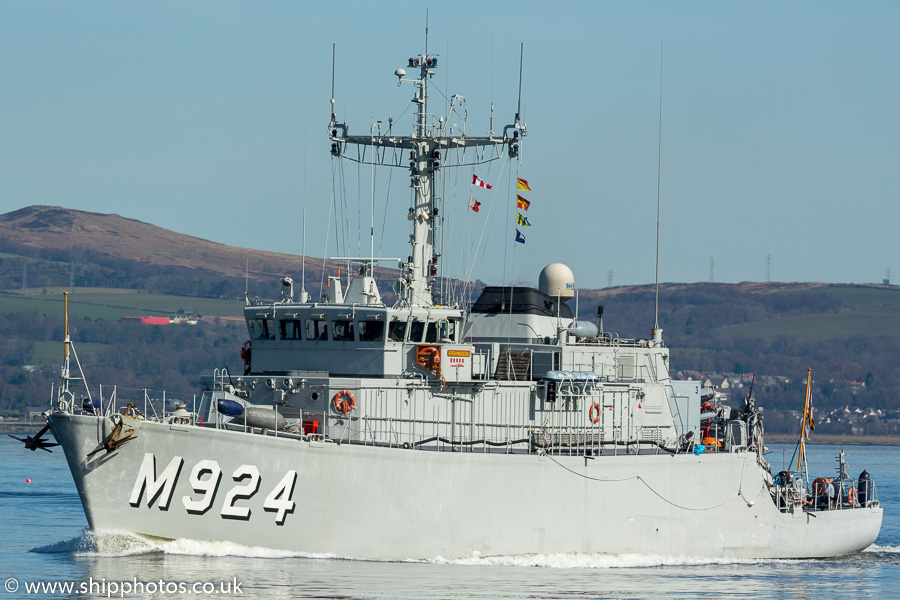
<box><xmin>332</xmin><ymin>390</ymin><xmax>356</xmax><ymax>415</ymax></box>
<box><xmin>588</xmin><ymin>402</ymin><xmax>601</xmax><ymax>424</ymax></box>
<box><xmin>858</xmin><ymin>469</ymin><xmax>871</xmax><ymax>505</ymax></box>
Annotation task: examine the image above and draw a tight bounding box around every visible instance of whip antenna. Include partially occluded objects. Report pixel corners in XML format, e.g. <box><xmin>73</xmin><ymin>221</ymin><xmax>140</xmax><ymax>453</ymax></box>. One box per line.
<box><xmin>516</xmin><ymin>43</ymin><xmax>524</xmax><ymax>123</ymax></box>
<box><xmin>301</xmin><ymin>130</ymin><xmax>309</xmax><ymax>302</ymax></box>
<box><xmin>653</xmin><ymin>43</ymin><xmax>663</xmax><ymax>341</ymax></box>
<box><xmin>330</xmin><ymin>43</ymin><xmax>336</xmax><ymax>121</ymax></box>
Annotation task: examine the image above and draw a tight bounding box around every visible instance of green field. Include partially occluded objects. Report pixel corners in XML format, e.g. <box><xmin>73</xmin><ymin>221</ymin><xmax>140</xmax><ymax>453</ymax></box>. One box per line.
<box><xmin>31</xmin><ymin>340</ymin><xmax>110</xmax><ymax>363</ymax></box>
<box><xmin>720</xmin><ymin>286</ymin><xmax>900</xmax><ymax>340</ymax></box>
<box><xmin>794</xmin><ymin>285</ymin><xmax>900</xmax><ymax>308</ymax></box>
<box><xmin>0</xmin><ymin>287</ymin><xmax>243</xmax><ymax>321</ymax></box>
<box><xmin>4</xmin><ymin>284</ymin><xmax>899</xmax><ymax>341</ymax></box>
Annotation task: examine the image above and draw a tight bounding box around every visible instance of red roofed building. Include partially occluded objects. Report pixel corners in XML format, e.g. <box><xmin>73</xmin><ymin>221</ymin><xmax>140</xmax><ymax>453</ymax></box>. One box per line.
<box><xmin>121</xmin><ymin>316</ymin><xmax>171</xmax><ymax>325</ymax></box>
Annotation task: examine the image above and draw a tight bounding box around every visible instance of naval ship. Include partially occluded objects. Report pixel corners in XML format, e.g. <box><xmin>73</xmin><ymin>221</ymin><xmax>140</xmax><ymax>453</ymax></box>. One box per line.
<box><xmin>25</xmin><ymin>38</ymin><xmax>882</xmax><ymax>559</ymax></box>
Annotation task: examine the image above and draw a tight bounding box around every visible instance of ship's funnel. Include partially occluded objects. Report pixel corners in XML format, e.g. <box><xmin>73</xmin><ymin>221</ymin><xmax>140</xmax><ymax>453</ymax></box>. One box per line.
<box><xmin>539</xmin><ymin>263</ymin><xmax>575</xmax><ymax>299</ymax></box>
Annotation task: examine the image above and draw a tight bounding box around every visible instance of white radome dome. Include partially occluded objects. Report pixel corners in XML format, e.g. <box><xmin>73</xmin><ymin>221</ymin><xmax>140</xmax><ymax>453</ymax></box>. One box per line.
<box><xmin>539</xmin><ymin>263</ymin><xmax>575</xmax><ymax>299</ymax></box>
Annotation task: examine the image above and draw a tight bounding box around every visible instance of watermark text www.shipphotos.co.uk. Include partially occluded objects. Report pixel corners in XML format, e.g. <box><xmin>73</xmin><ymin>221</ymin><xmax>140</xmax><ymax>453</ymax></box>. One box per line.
<box><xmin>5</xmin><ymin>576</ymin><xmax>243</xmax><ymax>597</ymax></box>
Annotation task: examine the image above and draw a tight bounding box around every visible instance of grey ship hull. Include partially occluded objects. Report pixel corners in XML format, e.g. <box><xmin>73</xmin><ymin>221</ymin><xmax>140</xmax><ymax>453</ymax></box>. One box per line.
<box><xmin>50</xmin><ymin>412</ymin><xmax>882</xmax><ymax>559</ymax></box>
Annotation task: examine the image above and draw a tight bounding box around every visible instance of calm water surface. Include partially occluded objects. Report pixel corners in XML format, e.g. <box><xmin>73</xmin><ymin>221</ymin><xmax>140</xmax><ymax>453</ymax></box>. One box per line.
<box><xmin>1</xmin><ymin>437</ymin><xmax>897</xmax><ymax>599</ymax></box>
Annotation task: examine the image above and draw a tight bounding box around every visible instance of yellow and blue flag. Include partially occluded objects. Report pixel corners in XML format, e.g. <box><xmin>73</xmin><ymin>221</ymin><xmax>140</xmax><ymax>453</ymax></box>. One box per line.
<box><xmin>516</xmin><ymin>213</ymin><xmax>531</xmax><ymax>227</ymax></box>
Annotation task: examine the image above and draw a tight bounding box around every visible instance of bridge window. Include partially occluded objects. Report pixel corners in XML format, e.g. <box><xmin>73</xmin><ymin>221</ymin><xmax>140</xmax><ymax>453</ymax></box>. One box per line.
<box><xmin>306</xmin><ymin>319</ymin><xmax>328</xmax><ymax>341</ymax></box>
<box><xmin>388</xmin><ymin>320</ymin><xmax>407</xmax><ymax>342</ymax></box>
<box><xmin>439</xmin><ymin>319</ymin><xmax>457</xmax><ymax>342</ymax></box>
<box><xmin>359</xmin><ymin>320</ymin><xmax>385</xmax><ymax>342</ymax></box>
<box><xmin>249</xmin><ymin>318</ymin><xmax>275</xmax><ymax>340</ymax></box>
<box><xmin>332</xmin><ymin>320</ymin><xmax>355</xmax><ymax>341</ymax></box>
<box><xmin>280</xmin><ymin>319</ymin><xmax>303</xmax><ymax>340</ymax></box>
<box><xmin>424</xmin><ymin>322</ymin><xmax>438</xmax><ymax>343</ymax></box>
<box><xmin>409</xmin><ymin>319</ymin><xmax>426</xmax><ymax>343</ymax></box>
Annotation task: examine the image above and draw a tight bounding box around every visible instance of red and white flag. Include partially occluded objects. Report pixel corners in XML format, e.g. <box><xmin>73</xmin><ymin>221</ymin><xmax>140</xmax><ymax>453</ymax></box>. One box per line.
<box><xmin>472</xmin><ymin>174</ymin><xmax>492</xmax><ymax>189</ymax></box>
<box><xmin>468</xmin><ymin>194</ymin><xmax>481</xmax><ymax>212</ymax></box>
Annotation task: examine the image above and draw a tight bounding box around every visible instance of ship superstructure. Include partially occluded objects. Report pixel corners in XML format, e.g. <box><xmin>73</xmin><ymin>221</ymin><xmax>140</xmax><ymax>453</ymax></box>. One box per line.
<box><xmin>33</xmin><ymin>38</ymin><xmax>882</xmax><ymax>560</ymax></box>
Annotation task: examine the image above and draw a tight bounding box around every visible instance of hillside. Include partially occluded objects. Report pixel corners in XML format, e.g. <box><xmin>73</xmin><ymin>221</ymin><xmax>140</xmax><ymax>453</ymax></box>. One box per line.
<box><xmin>0</xmin><ymin>287</ymin><xmax>242</xmax><ymax>321</ymax></box>
<box><xmin>577</xmin><ymin>282</ymin><xmax>900</xmax><ymax>341</ymax></box>
<box><xmin>577</xmin><ymin>283</ymin><xmax>900</xmax><ymax>436</ymax></box>
<box><xmin>1</xmin><ymin>205</ymin><xmax>899</xmax><ymax>437</ymax></box>
<box><xmin>0</xmin><ymin>206</ymin><xmax>398</xmax><ymax>299</ymax></box>
<box><xmin>1</xmin><ymin>205</ymin><xmax>295</xmax><ymax>276</ymax></box>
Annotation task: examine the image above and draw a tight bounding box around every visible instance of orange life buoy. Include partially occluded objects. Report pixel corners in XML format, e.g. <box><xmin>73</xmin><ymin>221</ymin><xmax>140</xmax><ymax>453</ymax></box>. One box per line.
<box><xmin>415</xmin><ymin>346</ymin><xmax>441</xmax><ymax>376</ymax></box>
<box><xmin>847</xmin><ymin>485</ymin><xmax>857</xmax><ymax>505</ymax></box>
<box><xmin>813</xmin><ymin>477</ymin><xmax>826</xmax><ymax>496</ymax></box>
<box><xmin>332</xmin><ymin>390</ymin><xmax>355</xmax><ymax>415</ymax></box>
<box><xmin>416</xmin><ymin>346</ymin><xmax>440</xmax><ymax>365</ymax></box>
<box><xmin>588</xmin><ymin>402</ymin><xmax>601</xmax><ymax>424</ymax></box>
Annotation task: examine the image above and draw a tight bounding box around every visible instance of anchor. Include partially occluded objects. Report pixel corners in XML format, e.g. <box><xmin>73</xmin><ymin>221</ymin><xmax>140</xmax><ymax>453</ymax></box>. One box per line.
<box><xmin>9</xmin><ymin>424</ymin><xmax>60</xmax><ymax>453</ymax></box>
<box><xmin>87</xmin><ymin>416</ymin><xmax>137</xmax><ymax>457</ymax></box>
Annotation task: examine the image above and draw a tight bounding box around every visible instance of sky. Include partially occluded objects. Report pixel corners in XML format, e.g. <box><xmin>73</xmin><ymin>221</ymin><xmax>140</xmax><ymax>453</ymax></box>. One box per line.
<box><xmin>2</xmin><ymin>1</ymin><xmax>899</xmax><ymax>290</ymax></box>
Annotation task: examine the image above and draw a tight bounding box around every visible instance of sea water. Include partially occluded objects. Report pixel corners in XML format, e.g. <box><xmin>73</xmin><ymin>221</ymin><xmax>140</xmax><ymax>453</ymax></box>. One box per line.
<box><xmin>2</xmin><ymin>436</ymin><xmax>897</xmax><ymax>599</ymax></box>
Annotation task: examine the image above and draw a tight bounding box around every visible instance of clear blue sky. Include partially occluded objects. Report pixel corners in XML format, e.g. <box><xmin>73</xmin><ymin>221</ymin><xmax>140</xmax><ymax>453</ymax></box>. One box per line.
<box><xmin>2</xmin><ymin>1</ymin><xmax>898</xmax><ymax>289</ymax></box>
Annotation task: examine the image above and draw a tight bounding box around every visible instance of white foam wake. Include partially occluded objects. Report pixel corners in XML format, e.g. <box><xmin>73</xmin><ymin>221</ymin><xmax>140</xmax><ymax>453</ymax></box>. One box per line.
<box><xmin>863</xmin><ymin>544</ymin><xmax>900</xmax><ymax>554</ymax></box>
<box><xmin>30</xmin><ymin>530</ymin><xmax>98</xmax><ymax>554</ymax></box>
<box><xmin>31</xmin><ymin>529</ymin><xmax>329</xmax><ymax>559</ymax></box>
<box><xmin>36</xmin><ymin>531</ymin><xmax>858</xmax><ymax>568</ymax></box>
<box><xmin>422</xmin><ymin>551</ymin><xmax>787</xmax><ymax>569</ymax></box>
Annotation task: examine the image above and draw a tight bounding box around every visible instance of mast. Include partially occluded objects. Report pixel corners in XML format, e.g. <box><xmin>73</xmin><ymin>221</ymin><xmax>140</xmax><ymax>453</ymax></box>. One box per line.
<box><xmin>652</xmin><ymin>44</ymin><xmax>663</xmax><ymax>346</ymax></box>
<box><xmin>329</xmin><ymin>42</ymin><xmax>524</xmax><ymax>307</ymax></box>
<box><xmin>797</xmin><ymin>368</ymin><xmax>812</xmax><ymax>485</ymax></box>
<box><xmin>59</xmin><ymin>291</ymin><xmax>92</xmax><ymax>409</ymax></box>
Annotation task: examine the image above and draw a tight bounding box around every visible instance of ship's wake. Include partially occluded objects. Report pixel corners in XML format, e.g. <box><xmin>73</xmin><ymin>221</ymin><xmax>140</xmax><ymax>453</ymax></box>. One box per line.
<box><xmin>863</xmin><ymin>544</ymin><xmax>900</xmax><ymax>554</ymax></box>
<box><xmin>422</xmin><ymin>552</ymin><xmax>797</xmax><ymax>568</ymax></box>
<box><xmin>30</xmin><ymin>529</ymin><xmax>316</xmax><ymax>559</ymax></box>
<box><xmin>31</xmin><ymin>529</ymin><xmax>887</xmax><ymax>567</ymax></box>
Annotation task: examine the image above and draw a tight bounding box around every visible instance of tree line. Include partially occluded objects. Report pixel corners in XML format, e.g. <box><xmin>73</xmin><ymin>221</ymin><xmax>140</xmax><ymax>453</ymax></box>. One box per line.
<box><xmin>1</xmin><ymin>256</ymin><xmax>897</xmax><ymax>435</ymax></box>
<box><xmin>0</xmin><ymin>310</ymin><xmax>245</xmax><ymax>415</ymax></box>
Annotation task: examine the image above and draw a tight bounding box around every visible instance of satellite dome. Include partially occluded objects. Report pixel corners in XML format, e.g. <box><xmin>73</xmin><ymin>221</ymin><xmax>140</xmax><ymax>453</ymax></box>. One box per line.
<box><xmin>539</xmin><ymin>263</ymin><xmax>575</xmax><ymax>299</ymax></box>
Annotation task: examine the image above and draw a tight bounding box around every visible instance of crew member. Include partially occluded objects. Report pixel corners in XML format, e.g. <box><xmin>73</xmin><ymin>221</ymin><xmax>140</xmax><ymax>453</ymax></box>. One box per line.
<box><xmin>800</xmin><ymin>481</ymin><xmax>813</xmax><ymax>506</ymax></box>
<box><xmin>826</xmin><ymin>477</ymin><xmax>838</xmax><ymax>509</ymax></box>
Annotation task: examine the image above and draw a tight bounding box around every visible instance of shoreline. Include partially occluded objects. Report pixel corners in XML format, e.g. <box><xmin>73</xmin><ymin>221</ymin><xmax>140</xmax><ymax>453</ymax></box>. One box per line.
<box><xmin>0</xmin><ymin>421</ymin><xmax>45</xmax><ymax>435</ymax></box>
<box><xmin>763</xmin><ymin>433</ymin><xmax>900</xmax><ymax>446</ymax></box>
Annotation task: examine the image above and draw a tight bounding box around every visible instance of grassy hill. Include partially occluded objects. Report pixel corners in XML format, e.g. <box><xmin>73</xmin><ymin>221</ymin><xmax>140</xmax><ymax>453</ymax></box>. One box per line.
<box><xmin>573</xmin><ymin>282</ymin><xmax>900</xmax><ymax>436</ymax></box>
<box><xmin>720</xmin><ymin>286</ymin><xmax>900</xmax><ymax>340</ymax></box>
<box><xmin>0</xmin><ymin>205</ymin><xmax>400</xmax><ymax>300</ymax></box>
<box><xmin>1</xmin><ymin>205</ymin><xmax>308</xmax><ymax>277</ymax></box>
<box><xmin>0</xmin><ymin>287</ymin><xmax>242</xmax><ymax>321</ymax></box>
<box><xmin>0</xmin><ymin>205</ymin><xmax>898</xmax><ymax>436</ymax></box>
<box><xmin>575</xmin><ymin>282</ymin><xmax>900</xmax><ymax>343</ymax></box>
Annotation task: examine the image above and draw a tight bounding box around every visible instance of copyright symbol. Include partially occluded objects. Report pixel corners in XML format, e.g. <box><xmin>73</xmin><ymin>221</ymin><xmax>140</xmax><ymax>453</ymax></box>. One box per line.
<box><xmin>4</xmin><ymin>578</ymin><xmax>17</xmax><ymax>593</ymax></box>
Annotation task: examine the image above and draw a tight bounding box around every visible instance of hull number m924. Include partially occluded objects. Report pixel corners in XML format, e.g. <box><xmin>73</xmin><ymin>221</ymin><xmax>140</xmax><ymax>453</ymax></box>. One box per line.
<box><xmin>129</xmin><ymin>454</ymin><xmax>296</xmax><ymax>525</ymax></box>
